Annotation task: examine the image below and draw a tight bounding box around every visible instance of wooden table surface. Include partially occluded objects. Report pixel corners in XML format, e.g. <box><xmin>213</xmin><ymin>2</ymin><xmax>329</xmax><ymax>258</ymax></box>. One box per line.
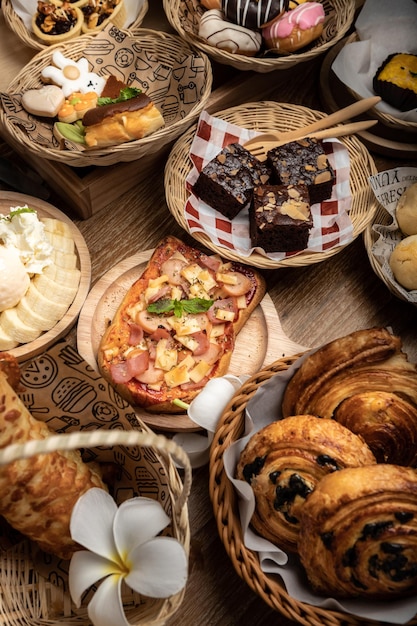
<box><xmin>0</xmin><ymin>2</ymin><xmax>416</xmax><ymax>625</ymax></box>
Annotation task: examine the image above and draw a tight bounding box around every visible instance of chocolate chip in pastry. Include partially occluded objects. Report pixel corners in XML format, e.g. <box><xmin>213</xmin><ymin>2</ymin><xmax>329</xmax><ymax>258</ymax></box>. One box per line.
<box><xmin>298</xmin><ymin>464</ymin><xmax>417</xmax><ymax>599</ymax></box>
<box><xmin>235</xmin><ymin>414</ymin><xmax>376</xmax><ymax>552</ymax></box>
<box><xmin>282</xmin><ymin>328</ymin><xmax>417</xmax><ymax>465</ymax></box>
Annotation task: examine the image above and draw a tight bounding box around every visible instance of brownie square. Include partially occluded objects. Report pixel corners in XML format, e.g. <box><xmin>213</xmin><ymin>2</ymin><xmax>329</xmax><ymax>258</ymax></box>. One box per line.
<box><xmin>193</xmin><ymin>143</ymin><xmax>271</xmax><ymax>220</ymax></box>
<box><xmin>249</xmin><ymin>183</ymin><xmax>313</xmax><ymax>253</ymax></box>
<box><xmin>266</xmin><ymin>137</ymin><xmax>335</xmax><ymax>205</ymax></box>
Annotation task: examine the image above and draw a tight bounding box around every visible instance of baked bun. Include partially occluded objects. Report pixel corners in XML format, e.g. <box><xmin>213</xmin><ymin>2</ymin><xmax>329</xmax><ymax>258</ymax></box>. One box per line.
<box><xmin>396</xmin><ymin>182</ymin><xmax>417</xmax><ymax>236</ymax></box>
<box><xmin>0</xmin><ymin>365</ymin><xmax>106</xmax><ymax>560</ymax></box>
<box><xmin>235</xmin><ymin>415</ymin><xmax>376</xmax><ymax>552</ymax></box>
<box><xmin>298</xmin><ymin>464</ymin><xmax>417</xmax><ymax>598</ymax></box>
<box><xmin>82</xmin><ymin>93</ymin><xmax>165</xmax><ymax>148</ymax></box>
<box><xmin>199</xmin><ymin>9</ymin><xmax>262</xmax><ymax>56</ymax></box>
<box><xmin>282</xmin><ymin>328</ymin><xmax>417</xmax><ymax>464</ymax></box>
<box><xmin>390</xmin><ymin>234</ymin><xmax>417</xmax><ymax>291</ymax></box>
<box><xmin>262</xmin><ymin>2</ymin><xmax>325</xmax><ymax>53</ymax></box>
<box><xmin>223</xmin><ymin>0</ymin><xmax>289</xmax><ymax>29</ymax></box>
<box><xmin>32</xmin><ymin>2</ymin><xmax>83</xmax><ymax>44</ymax></box>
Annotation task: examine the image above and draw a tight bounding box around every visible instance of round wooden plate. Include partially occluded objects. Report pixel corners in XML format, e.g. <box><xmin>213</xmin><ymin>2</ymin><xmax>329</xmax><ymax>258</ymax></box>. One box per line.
<box><xmin>0</xmin><ymin>191</ymin><xmax>91</xmax><ymax>362</ymax></box>
<box><xmin>77</xmin><ymin>251</ymin><xmax>307</xmax><ymax>432</ymax></box>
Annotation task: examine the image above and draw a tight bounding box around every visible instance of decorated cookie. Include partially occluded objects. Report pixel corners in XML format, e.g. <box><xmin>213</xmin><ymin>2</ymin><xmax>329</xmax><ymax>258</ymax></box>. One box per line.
<box><xmin>21</xmin><ymin>85</ymin><xmax>65</xmax><ymax>118</ymax></box>
<box><xmin>41</xmin><ymin>51</ymin><xmax>106</xmax><ymax>98</ymax></box>
<box><xmin>199</xmin><ymin>9</ymin><xmax>262</xmax><ymax>56</ymax></box>
<box><xmin>222</xmin><ymin>0</ymin><xmax>289</xmax><ymax>30</ymax></box>
<box><xmin>262</xmin><ymin>2</ymin><xmax>325</xmax><ymax>53</ymax></box>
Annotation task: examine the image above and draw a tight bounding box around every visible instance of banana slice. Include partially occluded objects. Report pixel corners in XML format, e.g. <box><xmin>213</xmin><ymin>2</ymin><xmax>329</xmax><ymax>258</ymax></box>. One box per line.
<box><xmin>33</xmin><ymin>273</ymin><xmax>78</xmax><ymax>307</ymax></box>
<box><xmin>52</xmin><ymin>248</ymin><xmax>78</xmax><ymax>270</ymax></box>
<box><xmin>44</xmin><ymin>231</ymin><xmax>75</xmax><ymax>254</ymax></box>
<box><xmin>0</xmin><ymin>325</ymin><xmax>19</xmax><ymax>350</ymax></box>
<box><xmin>41</xmin><ymin>217</ymin><xmax>73</xmax><ymax>239</ymax></box>
<box><xmin>24</xmin><ymin>282</ymin><xmax>70</xmax><ymax>320</ymax></box>
<box><xmin>1</xmin><ymin>308</ymin><xmax>42</xmax><ymax>344</ymax></box>
<box><xmin>43</xmin><ymin>263</ymin><xmax>81</xmax><ymax>290</ymax></box>
<box><xmin>16</xmin><ymin>295</ymin><xmax>59</xmax><ymax>331</ymax></box>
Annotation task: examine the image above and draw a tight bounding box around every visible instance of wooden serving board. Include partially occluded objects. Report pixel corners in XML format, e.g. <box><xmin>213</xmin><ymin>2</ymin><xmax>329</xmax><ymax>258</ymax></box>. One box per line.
<box><xmin>0</xmin><ymin>191</ymin><xmax>91</xmax><ymax>362</ymax></box>
<box><xmin>77</xmin><ymin>251</ymin><xmax>307</xmax><ymax>432</ymax></box>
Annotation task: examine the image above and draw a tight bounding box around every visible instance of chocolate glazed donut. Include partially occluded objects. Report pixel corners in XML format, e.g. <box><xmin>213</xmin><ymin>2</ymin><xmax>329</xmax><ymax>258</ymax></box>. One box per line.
<box><xmin>222</xmin><ymin>0</ymin><xmax>289</xmax><ymax>29</ymax></box>
<box><xmin>299</xmin><ymin>464</ymin><xmax>417</xmax><ymax>599</ymax></box>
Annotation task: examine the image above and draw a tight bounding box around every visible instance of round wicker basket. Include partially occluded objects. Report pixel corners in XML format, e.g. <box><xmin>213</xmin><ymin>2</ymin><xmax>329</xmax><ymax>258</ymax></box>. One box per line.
<box><xmin>163</xmin><ymin>0</ymin><xmax>356</xmax><ymax>73</ymax></box>
<box><xmin>164</xmin><ymin>101</ymin><xmax>379</xmax><ymax>269</ymax></box>
<box><xmin>0</xmin><ymin>426</ymin><xmax>191</xmax><ymax>626</ymax></box>
<box><xmin>0</xmin><ymin>29</ymin><xmax>213</xmax><ymax>167</ymax></box>
<box><xmin>209</xmin><ymin>356</ymin><xmax>417</xmax><ymax>626</ymax></box>
<box><xmin>2</xmin><ymin>0</ymin><xmax>149</xmax><ymax>51</ymax></box>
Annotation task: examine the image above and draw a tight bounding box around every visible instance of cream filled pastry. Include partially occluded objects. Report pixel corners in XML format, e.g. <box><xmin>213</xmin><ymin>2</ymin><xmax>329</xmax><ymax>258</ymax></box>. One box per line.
<box><xmin>262</xmin><ymin>2</ymin><xmax>325</xmax><ymax>53</ymax></box>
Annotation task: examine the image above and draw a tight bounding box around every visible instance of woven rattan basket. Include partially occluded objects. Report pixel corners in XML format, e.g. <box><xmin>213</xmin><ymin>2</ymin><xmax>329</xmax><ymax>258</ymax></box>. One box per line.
<box><xmin>2</xmin><ymin>0</ymin><xmax>149</xmax><ymax>51</ymax></box>
<box><xmin>163</xmin><ymin>0</ymin><xmax>356</xmax><ymax>73</ymax></box>
<box><xmin>209</xmin><ymin>356</ymin><xmax>417</xmax><ymax>626</ymax></box>
<box><xmin>0</xmin><ymin>426</ymin><xmax>191</xmax><ymax>626</ymax></box>
<box><xmin>164</xmin><ymin>101</ymin><xmax>379</xmax><ymax>269</ymax></box>
<box><xmin>0</xmin><ymin>28</ymin><xmax>212</xmax><ymax>168</ymax></box>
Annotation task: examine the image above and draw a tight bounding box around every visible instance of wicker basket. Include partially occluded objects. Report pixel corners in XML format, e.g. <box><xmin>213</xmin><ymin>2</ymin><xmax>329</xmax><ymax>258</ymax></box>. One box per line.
<box><xmin>0</xmin><ymin>426</ymin><xmax>191</xmax><ymax>626</ymax></box>
<box><xmin>2</xmin><ymin>0</ymin><xmax>149</xmax><ymax>51</ymax></box>
<box><xmin>209</xmin><ymin>356</ymin><xmax>417</xmax><ymax>626</ymax></box>
<box><xmin>163</xmin><ymin>0</ymin><xmax>356</xmax><ymax>73</ymax></box>
<box><xmin>0</xmin><ymin>28</ymin><xmax>213</xmax><ymax>167</ymax></box>
<box><xmin>164</xmin><ymin>101</ymin><xmax>379</xmax><ymax>269</ymax></box>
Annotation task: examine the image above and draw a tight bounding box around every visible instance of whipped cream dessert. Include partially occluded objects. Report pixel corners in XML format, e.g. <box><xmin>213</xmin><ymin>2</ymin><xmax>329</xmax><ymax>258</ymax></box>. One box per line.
<box><xmin>0</xmin><ymin>246</ymin><xmax>30</xmax><ymax>312</ymax></box>
<box><xmin>0</xmin><ymin>206</ymin><xmax>53</xmax><ymax>274</ymax></box>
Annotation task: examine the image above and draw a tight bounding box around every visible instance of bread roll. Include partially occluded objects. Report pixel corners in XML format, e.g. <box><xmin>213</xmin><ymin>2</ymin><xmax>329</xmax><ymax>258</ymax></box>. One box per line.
<box><xmin>396</xmin><ymin>182</ymin><xmax>417</xmax><ymax>236</ymax></box>
<box><xmin>390</xmin><ymin>234</ymin><xmax>417</xmax><ymax>290</ymax></box>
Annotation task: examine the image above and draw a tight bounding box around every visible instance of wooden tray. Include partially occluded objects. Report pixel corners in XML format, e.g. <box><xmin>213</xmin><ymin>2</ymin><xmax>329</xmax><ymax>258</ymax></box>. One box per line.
<box><xmin>1</xmin><ymin>191</ymin><xmax>91</xmax><ymax>362</ymax></box>
<box><xmin>76</xmin><ymin>251</ymin><xmax>306</xmax><ymax>432</ymax></box>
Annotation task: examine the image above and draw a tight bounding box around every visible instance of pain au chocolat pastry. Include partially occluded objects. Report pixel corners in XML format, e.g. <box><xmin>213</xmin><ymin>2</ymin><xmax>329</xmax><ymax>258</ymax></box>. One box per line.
<box><xmin>235</xmin><ymin>415</ymin><xmax>376</xmax><ymax>552</ymax></box>
<box><xmin>0</xmin><ymin>360</ymin><xmax>106</xmax><ymax>560</ymax></box>
<box><xmin>298</xmin><ymin>464</ymin><xmax>417</xmax><ymax>599</ymax></box>
<box><xmin>282</xmin><ymin>328</ymin><xmax>417</xmax><ymax>465</ymax></box>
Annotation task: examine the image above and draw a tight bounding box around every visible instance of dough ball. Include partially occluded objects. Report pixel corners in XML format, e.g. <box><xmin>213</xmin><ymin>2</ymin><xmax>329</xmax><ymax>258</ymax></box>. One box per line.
<box><xmin>389</xmin><ymin>234</ymin><xmax>417</xmax><ymax>290</ymax></box>
<box><xmin>396</xmin><ymin>182</ymin><xmax>417</xmax><ymax>236</ymax></box>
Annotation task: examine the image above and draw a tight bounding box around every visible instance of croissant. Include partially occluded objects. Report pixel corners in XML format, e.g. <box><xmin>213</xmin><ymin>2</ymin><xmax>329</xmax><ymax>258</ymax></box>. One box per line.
<box><xmin>235</xmin><ymin>414</ymin><xmax>376</xmax><ymax>552</ymax></box>
<box><xmin>282</xmin><ymin>328</ymin><xmax>417</xmax><ymax>465</ymax></box>
<box><xmin>0</xmin><ymin>364</ymin><xmax>107</xmax><ymax>560</ymax></box>
<box><xmin>298</xmin><ymin>464</ymin><xmax>417</xmax><ymax>599</ymax></box>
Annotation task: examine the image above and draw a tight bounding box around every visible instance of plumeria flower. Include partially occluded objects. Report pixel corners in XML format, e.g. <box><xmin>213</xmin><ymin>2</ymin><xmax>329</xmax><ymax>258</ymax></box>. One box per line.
<box><xmin>69</xmin><ymin>488</ymin><xmax>188</xmax><ymax>626</ymax></box>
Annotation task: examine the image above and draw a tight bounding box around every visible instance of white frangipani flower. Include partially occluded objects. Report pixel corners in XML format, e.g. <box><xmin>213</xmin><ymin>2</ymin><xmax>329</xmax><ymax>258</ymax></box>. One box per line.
<box><xmin>69</xmin><ymin>488</ymin><xmax>188</xmax><ymax>626</ymax></box>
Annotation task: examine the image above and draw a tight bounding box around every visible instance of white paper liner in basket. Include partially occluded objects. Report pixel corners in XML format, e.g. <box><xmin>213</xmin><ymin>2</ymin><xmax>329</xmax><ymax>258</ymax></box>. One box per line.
<box><xmin>185</xmin><ymin>111</ymin><xmax>354</xmax><ymax>260</ymax></box>
<box><xmin>222</xmin><ymin>351</ymin><xmax>417</xmax><ymax>625</ymax></box>
<box><xmin>368</xmin><ymin>166</ymin><xmax>417</xmax><ymax>304</ymax></box>
<box><xmin>0</xmin><ymin>339</ymin><xmax>191</xmax><ymax>625</ymax></box>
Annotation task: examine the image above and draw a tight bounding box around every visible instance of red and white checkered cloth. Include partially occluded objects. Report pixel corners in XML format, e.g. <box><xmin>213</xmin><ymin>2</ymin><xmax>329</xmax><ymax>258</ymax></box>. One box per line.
<box><xmin>185</xmin><ymin>110</ymin><xmax>354</xmax><ymax>260</ymax></box>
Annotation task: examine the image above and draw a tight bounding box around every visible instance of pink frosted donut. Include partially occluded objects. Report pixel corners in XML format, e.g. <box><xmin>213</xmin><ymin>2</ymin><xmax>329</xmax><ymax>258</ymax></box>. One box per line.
<box><xmin>222</xmin><ymin>0</ymin><xmax>289</xmax><ymax>30</ymax></box>
<box><xmin>262</xmin><ymin>2</ymin><xmax>325</xmax><ymax>53</ymax></box>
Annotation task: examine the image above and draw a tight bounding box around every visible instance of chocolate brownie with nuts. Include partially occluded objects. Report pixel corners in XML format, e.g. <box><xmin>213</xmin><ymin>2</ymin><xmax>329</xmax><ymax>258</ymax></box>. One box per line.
<box><xmin>193</xmin><ymin>143</ymin><xmax>271</xmax><ymax>220</ymax></box>
<box><xmin>266</xmin><ymin>138</ymin><xmax>334</xmax><ymax>205</ymax></box>
<box><xmin>249</xmin><ymin>183</ymin><xmax>313</xmax><ymax>252</ymax></box>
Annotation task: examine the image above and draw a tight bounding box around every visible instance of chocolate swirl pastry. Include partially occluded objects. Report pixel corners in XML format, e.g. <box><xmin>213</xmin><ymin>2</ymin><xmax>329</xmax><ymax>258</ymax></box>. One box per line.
<box><xmin>235</xmin><ymin>415</ymin><xmax>376</xmax><ymax>552</ymax></box>
<box><xmin>222</xmin><ymin>0</ymin><xmax>289</xmax><ymax>30</ymax></box>
<box><xmin>298</xmin><ymin>464</ymin><xmax>417</xmax><ymax>599</ymax></box>
<box><xmin>282</xmin><ymin>328</ymin><xmax>417</xmax><ymax>465</ymax></box>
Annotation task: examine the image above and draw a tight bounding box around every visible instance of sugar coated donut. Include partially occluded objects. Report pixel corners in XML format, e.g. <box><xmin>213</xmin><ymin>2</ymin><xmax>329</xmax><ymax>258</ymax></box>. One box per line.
<box><xmin>199</xmin><ymin>9</ymin><xmax>262</xmax><ymax>56</ymax></box>
<box><xmin>262</xmin><ymin>2</ymin><xmax>325</xmax><ymax>53</ymax></box>
<box><xmin>222</xmin><ymin>0</ymin><xmax>289</xmax><ymax>30</ymax></box>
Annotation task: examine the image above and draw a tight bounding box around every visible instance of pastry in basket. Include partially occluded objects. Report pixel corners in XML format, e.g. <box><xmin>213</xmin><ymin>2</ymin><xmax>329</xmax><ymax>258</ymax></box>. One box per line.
<box><xmin>32</xmin><ymin>1</ymin><xmax>84</xmax><ymax>45</ymax></box>
<box><xmin>0</xmin><ymin>356</ymin><xmax>107</xmax><ymax>560</ymax></box>
<box><xmin>262</xmin><ymin>2</ymin><xmax>326</xmax><ymax>53</ymax></box>
<box><xmin>282</xmin><ymin>328</ymin><xmax>417</xmax><ymax>465</ymax></box>
<box><xmin>396</xmin><ymin>182</ymin><xmax>417</xmax><ymax>236</ymax></box>
<box><xmin>373</xmin><ymin>53</ymin><xmax>417</xmax><ymax>112</ymax></box>
<box><xmin>97</xmin><ymin>235</ymin><xmax>266</xmax><ymax>413</ymax></box>
<box><xmin>81</xmin><ymin>0</ymin><xmax>126</xmax><ymax>33</ymax></box>
<box><xmin>198</xmin><ymin>9</ymin><xmax>262</xmax><ymax>56</ymax></box>
<box><xmin>389</xmin><ymin>234</ymin><xmax>417</xmax><ymax>291</ymax></box>
<box><xmin>223</xmin><ymin>0</ymin><xmax>289</xmax><ymax>30</ymax></box>
<box><xmin>298</xmin><ymin>464</ymin><xmax>417</xmax><ymax>598</ymax></box>
<box><xmin>235</xmin><ymin>415</ymin><xmax>376</xmax><ymax>552</ymax></box>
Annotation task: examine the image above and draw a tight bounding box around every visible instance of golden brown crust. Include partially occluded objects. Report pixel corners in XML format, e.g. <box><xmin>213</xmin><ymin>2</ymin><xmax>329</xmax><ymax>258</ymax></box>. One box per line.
<box><xmin>235</xmin><ymin>415</ymin><xmax>376</xmax><ymax>552</ymax></box>
<box><xmin>0</xmin><ymin>372</ymin><xmax>106</xmax><ymax>560</ymax></box>
<box><xmin>298</xmin><ymin>464</ymin><xmax>417</xmax><ymax>599</ymax></box>
<box><xmin>281</xmin><ymin>328</ymin><xmax>417</xmax><ymax>464</ymax></box>
<box><xmin>98</xmin><ymin>236</ymin><xmax>266</xmax><ymax>414</ymax></box>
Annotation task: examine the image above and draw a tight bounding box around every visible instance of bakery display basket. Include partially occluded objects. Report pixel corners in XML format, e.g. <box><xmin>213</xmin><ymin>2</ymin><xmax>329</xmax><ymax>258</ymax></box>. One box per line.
<box><xmin>0</xmin><ymin>28</ymin><xmax>213</xmax><ymax>167</ymax></box>
<box><xmin>163</xmin><ymin>0</ymin><xmax>356</xmax><ymax>73</ymax></box>
<box><xmin>164</xmin><ymin>100</ymin><xmax>379</xmax><ymax>269</ymax></box>
<box><xmin>0</xmin><ymin>426</ymin><xmax>191</xmax><ymax>626</ymax></box>
<box><xmin>2</xmin><ymin>0</ymin><xmax>149</xmax><ymax>51</ymax></box>
<box><xmin>209</xmin><ymin>356</ymin><xmax>417</xmax><ymax>626</ymax></box>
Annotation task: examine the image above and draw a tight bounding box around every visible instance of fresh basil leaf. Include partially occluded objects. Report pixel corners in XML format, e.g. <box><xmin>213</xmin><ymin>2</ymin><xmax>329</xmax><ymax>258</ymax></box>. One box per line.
<box><xmin>147</xmin><ymin>297</ymin><xmax>214</xmax><ymax>318</ymax></box>
<box><xmin>147</xmin><ymin>298</ymin><xmax>174</xmax><ymax>314</ymax></box>
<box><xmin>181</xmin><ymin>298</ymin><xmax>214</xmax><ymax>314</ymax></box>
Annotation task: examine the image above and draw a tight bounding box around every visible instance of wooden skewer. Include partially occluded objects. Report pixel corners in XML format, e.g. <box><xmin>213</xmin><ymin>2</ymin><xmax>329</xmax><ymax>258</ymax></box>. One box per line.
<box><xmin>243</xmin><ymin>95</ymin><xmax>381</xmax><ymax>151</ymax></box>
<box><xmin>246</xmin><ymin>119</ymin><xmax>378</xmax><ymax>160</ymax></box>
